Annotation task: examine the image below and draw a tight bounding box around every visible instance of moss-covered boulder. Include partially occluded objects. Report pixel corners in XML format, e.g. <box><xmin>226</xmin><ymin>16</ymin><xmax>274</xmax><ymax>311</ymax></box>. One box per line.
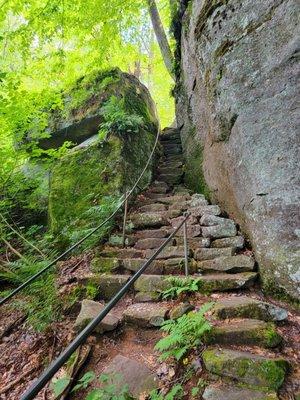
<box><xmin>47</xmin><ymin>69</ymin><xmax>159</xmax><ymax>242</ymax></box>
<box><xmin>202</xmin><ymin>348</ymin><xmax>289</xmax><ymax>391</ymax></box>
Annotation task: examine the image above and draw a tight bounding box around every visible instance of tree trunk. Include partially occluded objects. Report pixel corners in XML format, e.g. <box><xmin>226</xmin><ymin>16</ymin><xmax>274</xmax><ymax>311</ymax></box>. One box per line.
<box><xmin>147</xmin><ymin>0</ymin><xmax>175</xmax><ymax>80</ymax></box>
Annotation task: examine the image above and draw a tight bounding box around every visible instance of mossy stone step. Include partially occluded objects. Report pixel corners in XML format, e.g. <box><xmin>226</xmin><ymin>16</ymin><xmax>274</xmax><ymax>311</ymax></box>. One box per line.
<box><xmin>202</xmin><ymin>348</ymin><xmax>289</xmax><ymax>390</ymax></box>
<box><xmin>134</xmin><ymin>227</ymin><xmax>169</xmax><ymax>239</ymax></box>
<box><xmin>211</xmin><ymin>235</ymin><xmax>245</xmax><ymax>250</ymax></box>
<box><xmin>108</xmin><ymin>234</ymin><xmax>136</xmax><ymax>247</ymax></box>
<box><xmin>93</xmin><ymin>274</ymin><xmax>131</xmax><ymax>300</ymax></box>
<box><xmin>134</xmin><ymin>237</ymin><xmax>171</xmax><ymax>250</ymax></box>
<box><xmin>175</xmin><ymin>237</ymin><xmax>211</xmax><ymax>249</ymax></box>
<box><xmin>189</xmin><ymin>205</ymin><xmax>221</xmax><ymax>217</ymax></box>
<box><xmin>130</xmin><ymin>211</ymin><xmax>169</xmax><ymax>229</ymax></box>
<box><xmin>99</xmin><ymin>247</ymin><xmax>144</xmax><ymax>259</ymax></box>
<box><xmin>202</xmin><ymin>384</ymin><xmax>278</xmax><ymax>400</ymax></box>
<box><xmin>145</xmin><ymin>245</ymin><xmax>191</xmax><ymax>260</ymax></box>
<box><xmin>137</xmin><ymin>203</ymin><xmax>167</xmax><ymax>213</ymax></box>
<box><xmin>123</xmin><ymin>258</ymin><xmax>163</xmax><ymax>275</ymax></box>
<box><xmin>205</xmin><ymin>319</ymin><xmax>282</xmax><ymax>348</ymax></box>
<box><xmin>197</xmin><ymin>255</ymin><xmax>255</xmax><ymax>273</ymax></box>
<box><xmin>212</xmin><ymin>296</ymin><xmax>288</xmax><ymax>321</ymax></box>
<box><xmin>201</xmin><ymin>214</ymin><xmax>237</xmax><ymax>238</ymax></box>
<box><xmin>194</xmin><ymin>247</ymin><xmax>235</xmax><ymax>261</ymax></box>
<box><xmin>155</xmin><ymin>194</ymin><xmax>190</xmax><ymax>205</ymax></box>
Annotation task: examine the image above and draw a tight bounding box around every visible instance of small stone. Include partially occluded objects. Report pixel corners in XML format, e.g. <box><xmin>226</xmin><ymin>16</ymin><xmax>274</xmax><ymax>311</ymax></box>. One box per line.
<box><xmin>102</xmin><ymin>355</ymin><xmax>157</xmax><ymax>397</ymax></box>
<box><xmin>194</xmin><ymin>247</ymin><xmax>234</xmax><ymax>261</ymax></box>
<box><xmin>201</xmin><ymin>215</ymin><xmax>237</xmax><ymax>238</ymax></box>
<box><xmin>137</xmin><ymin>203</ymin><xmax>167</xmax><ymax>213</ymax></box>
<box><xmin>94</xmin><ymin>274</ymin><xmax>131</xmax><ymax>300</ymax></box>
<box><xmin>211</xmin><ymin>236</ymin><xmax>245</xmax><ymax>250</ymax></box>
<box><xmin>190</xmin><ymin>193</ymin><xmax>208</xmax><ymax>207</ymax></box>
<box><xmin>205</xmin><ymin>319</ymin><xmax>282</xmax><ymax>348</ymax></box>
<box><xmin>212</xmin><ymin>297</ymin><xmax>288</xmax><ymax>321</ymax></box>
<box><xmin>134</xmin><ymin>237</ymin><xmax>168</xmax><ymax>250</ymax></box>
<box><xmin>90</xmin><ymin>257</ymin><xmax>121</xmax><ymax>273</ymax></box>
<box><xmin>124</xmin><ymin>303</ymin><xmax>169</xmax><ymax>327</ymax></box>
<box><xmin>123</xmin><ymin>258</ymin><xmax>163</xmax><ymax>275</ymax></box>
<box><xmin>197</xmin><ymin>255</ymin><xmax>255</xmax><ymax>273</ymax></box>
<box><xmin>202</xmin><ymin>384</ymin><xmax>278</xmax><ymax>400</ymax></box>
<box><xmin>130</xmin><ymin>212</ymin><xmax>169</xmax><ymax>229</ymax></box>
<box><xmin>134</xmin><ymin>274</ymin><xmax>171</xmax><ymax>293</ymax></box>
<box><xmin>199</xmin><ymin>272</ymin><xmax>257</xmax><ymax>291</ymax></box>
<box><xmin>202</xmin><ymin>348</ymin><xmax>289</xmax><ymax>390</ymax></box>
<box><xmin>74</xmin><ymin>299</ymin><xmax>121</xmax><ymax>333</ymax></box>
<box><xmin>169</xmin><ymin>302</ymin><xmax>195</xmax><ymax>319</ymax></box>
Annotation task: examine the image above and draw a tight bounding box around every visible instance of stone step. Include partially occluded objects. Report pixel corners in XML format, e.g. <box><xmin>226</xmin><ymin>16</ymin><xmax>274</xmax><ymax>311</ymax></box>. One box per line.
<box><xmin>155</xmin><ymin>194</ymin><xmax>191</xmax><ymax>205</ymax></box>
<box><xmin>197</xmin><ymin>255</ymin><xmax>255</xmax><ymax>273</ymax></box>
<box><xmin>172</xmin><ymin>185</ymin><xmax>192</xmax><ymax>195</ymax></box>
<box><xmin>189</xmin><ymin>205</ymin><xmax>221</xmax><ymax>217</ymax></box>
<box><xmin>164</xmin><ymin>155</ymin><xmax>183</xmax><ymax>163</ymax></box>
<box><xmin>160</xmin><ymin>128</ymin><xmax>181</xmax><ymax>141</ymax></box>
<box><xmin>202</xmin><ymin>348</ymin><xmax>289</xmax><ymax>390</ymax></box>
<box><xmin>99</xmin><ymin>247</ymin><xmax>144</xmax><ymax>259</ymax></box>
<box><xmin>130</xmin><ymin>212</ymin><xmax>169</xmax><ymax>229</ymax></box>
<box><xmin>145</xmin><ymin>245</ymin><xmax>191</xmax><ymax>259</ymax></box>
<box><xmin>194</xmin><ymin>247</ymin><xmax>235</xmax><ymax>261</ymax></box>
<box><xmin>123</xmin><ymin>303</ymin><xmax>169</xmax><ymax>327</ymax></box>
<box><xmin>74</xmin><ymin>299</ymin><xmax>121</xmax><ymax>333</ymax></box>
<box><xmin>175</xmin><ymin>237</ymin><xmax>211</xmax><ymax>249</ymax></box>
<box><xmin>103</xmin><ymin>355</ymin><xmax>157</xmax><ymax>398</ymax></box>
<box><xmin>212</xmin><ymin>296</ymin><xmax>288</xmax><ymax>321</ymax></box>
<box><xmin>123</xmin><ymin>258</ymin><xmax>163</xmax><ymax>275</ymax></box>
<box><xmin>205</xmin><ymin>319</ymin><xmax>282</xmax><ymax>348</ymax></box>
<box><xmin>135</xmin><ymin>237</ymin><xmax>174</xmax><ymax>250</ymax></box>
<box><xmin>133</xmin><ymin>228</ymin><xmax>169</xmax><ymax>239</ymax></box>
<box><xmin>108</xmin><ymin>234</ymin><xmax>136</xmax><ymax>247</ymax></box>
<box><xmin>201</xmin><ymin>214</ymin><xmax>237</xmax><ymax>238</ymax></box>
<box><xmin>163</xmin><ymin>147</ymin><xmax>182</xmax><ymax>156</ymax></box>
<box><xmin>211</xmin><ymin>235</ymin><xmax>245</xmax><ymax>250</ymax></box>
<box><xmin>133</xmin><ymin>272</ymin><xmax>258</xmax><ymax>297</ymax></box>
<box><xmin>158</xmin><ymin>173</ymin><xmax>183</xmax><ymax>185</ymax></box>
<box><xmin>92</xmin><ymin>274</ymin><xmax>131</xmax><ymax>300</ymax></box>
<box><xmin>159</xmin><ymin>162</ymin><xmax>183</xmax><ymax>172</ymax></box>
<box><xmin>202</xmin><ymin>384</ymin><xmax>278</xmax><ymax>400</ymax></box>
<box><xmin>137</xmin><ymin>203</ymin><xmax>167</xmax><ymax>213</ymax></box>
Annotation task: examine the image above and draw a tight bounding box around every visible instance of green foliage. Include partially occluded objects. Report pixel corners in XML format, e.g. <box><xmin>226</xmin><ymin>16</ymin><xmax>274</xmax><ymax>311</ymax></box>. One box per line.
<box><xmin>155</xmin><ymin>303</ymin><xmax>213</xmax><ymax>361</ymax></box>
<box><xmin>149</xmin><ymin>384</ymin><xmax>183</xmax><ymax>400</ymax></box>
<box><xmin>99</xmin><ymin>96</ymin><xmax>144</xmax><ymax>138</ymax></box>
<box><xmin>52</xmin><ymin>371</ymin><xmax>133</xmax><ymax>400</ymax></box>
<box><xmin>161</xmin><ymin>276</ymin><xmax>203</xmax><ymax>299</ymax></box>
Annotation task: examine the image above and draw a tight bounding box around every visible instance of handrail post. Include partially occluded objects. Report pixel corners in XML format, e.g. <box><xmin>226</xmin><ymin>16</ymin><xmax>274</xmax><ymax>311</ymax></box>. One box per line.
<box><xmin>122</xmin><ymin>191</ymin><xmax>128</xmax><ymax>248</ymax></box>
<box><xmin>183</xmin><ymin>213</ymin><xmax>189</xmax><ymax>276</ymax></box>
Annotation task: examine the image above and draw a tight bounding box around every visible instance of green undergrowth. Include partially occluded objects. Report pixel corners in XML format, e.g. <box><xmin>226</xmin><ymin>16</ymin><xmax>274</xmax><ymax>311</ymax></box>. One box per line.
<box><xmin>155</xmin><ymin>303</ymin><xmax>213</xmax><ymax>361</ymax></box>
<box><xmin>161</xmin><ymin>276</ymin><xmax>206</xmax><ymax>299</ymax></box>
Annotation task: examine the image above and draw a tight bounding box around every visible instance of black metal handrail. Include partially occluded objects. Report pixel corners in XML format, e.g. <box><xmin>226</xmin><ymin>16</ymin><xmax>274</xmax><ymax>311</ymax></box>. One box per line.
<box><xmin>20</xmin><ymin>213</ymin><xmax>190</xmax><ymax>400</ymax></box>
<box><xmin>0</xmin><ymin>122</ymin><xmax>161</xmax><ymax>307</ymax></box>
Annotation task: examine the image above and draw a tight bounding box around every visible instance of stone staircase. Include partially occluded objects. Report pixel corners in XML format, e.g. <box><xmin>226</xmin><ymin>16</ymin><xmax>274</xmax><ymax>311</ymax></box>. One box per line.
<box><xmin>74</xmin><ymin>128</ymin><xmax>292</xmax><ymax>400</ymax></box>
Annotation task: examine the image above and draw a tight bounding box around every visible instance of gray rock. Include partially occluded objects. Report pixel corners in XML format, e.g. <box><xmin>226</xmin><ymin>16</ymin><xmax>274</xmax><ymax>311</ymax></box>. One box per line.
<box><xmin>145</xmin><ymin>245</ymin><xmax>191</xmax><ymax>259</ymax></box>
<box><xmin>108</xmin><ymin>235</ymin><xmax>136</xmax><ymax>247</ymax></box>
<box><xmin>197</xmin><ymin>255</ymin><xmax>255</xmax><ymax>273</ymax></box>
<box><xmin>135</xmin><ymin>291</ymin><xmax>160</xmax><ymax>302</ymax></box>
<box><xmin>202</xmin><ymin>385</ymin><xmax>279</xmax><ymax>400</ymax></box>
<box><xmin>202</xmin><ymin>348</ymin><xmax>289</xmax><ymax>390</ymax></box>
<box><xmin>137</xmin><ymin>203</ymin><xmax>167</xmax><ymax>213</ymax></box>
<box><xmin>134</xmin><ymin>237</ymin><xmax>169</xmax><ymax>250</ymax></box>
<box><xmin>212</xmin><ymin>296</ymin><xmax>288</xmax><ymax>321</ymax></box>
<box><xmin>175</xmin><ymin>237</ymin><xmax>211</xmax><ymax>248</ymax></box>
<box><xmin>134</xmin><ymin>228</ymin><xmax>168</xmax><ymax>239</ymax></box>
<box><xmin>211</xmin><ymin>236</ymin><xmax>245</xmax><ymax>250</ymax></box>
<box><xmin>194</xmin><ymin>247</ymin><xmax>234</xmax><ymax>261</ymax></box>
<box><xmin>134</xmin><ymin>274</ymin><xmax>171</xmax><ymax>293</ymax></box>
<box><xmin>74</xmin><ymin>299</ymin><xmax>121</xmax><ymax>333</ymax></box>
<box><xmin>102</xmin><ymin>355</ymin><xmax>157</xmax><ymax>397</ymax></box>
<box><xmin>124</xmin><ymin>303</ymin><xmax>169</xmax><ymax>327</ymax></box>
<box><xmin>189</xmin><ymin>205</ymin><xmax>221</xmax><ymax>217</ymax></box>
<box><xmin>175</xmin><ymin>0</ymin><xmax>300</xmax><ymax>300</ymax></box>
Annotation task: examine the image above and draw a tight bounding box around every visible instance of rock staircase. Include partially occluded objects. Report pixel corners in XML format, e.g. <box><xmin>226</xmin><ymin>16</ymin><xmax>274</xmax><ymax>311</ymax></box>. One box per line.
<box><xmin>74</xmin><ymin>128</ymin><xmax>292</xmax><ymax>400</ymax></box>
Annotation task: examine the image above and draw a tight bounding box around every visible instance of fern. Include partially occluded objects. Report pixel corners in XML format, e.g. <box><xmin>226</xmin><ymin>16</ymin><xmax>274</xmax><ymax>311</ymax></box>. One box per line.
<box><xmin>155</xmin><ymin>303</ymin><xmax>213</xmax><ymax>361</ymax></box>
<box><xmin>161</xmin><ymin>276</ymin><xmax>203</xmax><ymax>300</ymax></box>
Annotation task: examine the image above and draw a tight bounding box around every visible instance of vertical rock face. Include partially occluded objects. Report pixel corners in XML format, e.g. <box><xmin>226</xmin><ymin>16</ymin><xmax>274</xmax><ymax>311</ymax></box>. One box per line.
<box><xmin>175</xmin><ymin>0</ymin><xmax>300</xmax><ymax>299</ymax></box>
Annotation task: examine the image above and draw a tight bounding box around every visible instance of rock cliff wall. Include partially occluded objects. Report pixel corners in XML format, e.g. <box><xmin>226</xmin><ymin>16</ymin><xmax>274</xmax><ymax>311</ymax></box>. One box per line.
<box><xmin>174</xmin><ymin>0</ymin><xmax>300</xmax><ymax>299</ymax></box>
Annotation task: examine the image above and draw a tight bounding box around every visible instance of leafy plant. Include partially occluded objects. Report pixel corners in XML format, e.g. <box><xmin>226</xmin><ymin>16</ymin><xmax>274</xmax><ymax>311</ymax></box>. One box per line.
<box><xmin>161</xmin><ymin>276</ymin><xmax>204</xmax><ymax>300</ymax></box>
<box><xmin>155</xmin><ymin>303</ymin><xmax>213</xmax><ymax>361</ymax></box>
<box><xmin>149</xmin><ymin>384</ymin><xmax>183</xmax><ymax>400</ymax></box>
<box><xmin>99</xmin><ymin>96</ymin><xmax>144</xmax><ymax>138</ymax></box>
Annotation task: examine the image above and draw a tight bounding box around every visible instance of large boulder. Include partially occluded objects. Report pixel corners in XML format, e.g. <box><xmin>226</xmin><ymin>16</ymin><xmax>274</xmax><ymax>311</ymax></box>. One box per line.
<box><xmin>174</xmin><ymin>0</ymin><xmax>300</xmax><ymax>300</ymax></box>
<box><xmin>46</xmin><ymin>69</ymin><xmax>159</xmax><ymax>241</ymax></box>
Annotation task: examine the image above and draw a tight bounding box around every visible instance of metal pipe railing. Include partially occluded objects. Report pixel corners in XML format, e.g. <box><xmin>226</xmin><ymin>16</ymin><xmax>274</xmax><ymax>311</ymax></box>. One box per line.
<box><xmin>20</xmin><ymin>212</ymin><xmax>190</xmax><ymax>400</ymax></box>
<box><xmin>0</xmin><ymin>122</ymin><xmax>161</xmax><ymax>307</ymax></box>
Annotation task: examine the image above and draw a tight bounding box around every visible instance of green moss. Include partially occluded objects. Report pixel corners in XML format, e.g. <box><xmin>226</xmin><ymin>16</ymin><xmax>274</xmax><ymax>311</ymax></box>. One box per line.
<box><xmin>90</xmin><ymin>257</ymin><xmax>121</xmax><ymax>273</ymax></box>
<box><xmin>261</xmin><ymin>323</ymin><xmax>282</xmax><ymax>348</ymax></box>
